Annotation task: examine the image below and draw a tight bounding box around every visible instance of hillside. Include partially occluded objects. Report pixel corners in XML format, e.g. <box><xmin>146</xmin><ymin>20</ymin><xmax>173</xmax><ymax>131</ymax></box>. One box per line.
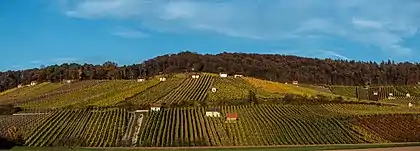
<box><xmin>0</xmin><ymin>73</ymin><xmax>420</xmax><ymax>149</ymax></box>
<box><xmin>2</xmin><ymin>52</ymin><xmax>420</xmax><ymax>93</ymax></box>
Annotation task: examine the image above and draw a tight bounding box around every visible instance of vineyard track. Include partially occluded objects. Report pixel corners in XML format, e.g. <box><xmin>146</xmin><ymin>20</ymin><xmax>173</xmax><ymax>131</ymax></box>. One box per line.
<box><xmin>158</xmin><ymin>75</ymin><xmax>214</xmax><ymax>104</ymax></box>
<box><xmin>81</xmin><ymin>142</ymin><xmax>420</xmax><ymax>150</ymax></box>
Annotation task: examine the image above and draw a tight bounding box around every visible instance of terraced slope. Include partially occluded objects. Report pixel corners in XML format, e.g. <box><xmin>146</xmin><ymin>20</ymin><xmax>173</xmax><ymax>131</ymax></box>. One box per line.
<box><xmin>206</xmin><ymin>77</ymin><xmax>279</xmax><ymax>103</ymax></box>
<box><xmin>20</xmin><ymin>80</ymin><xmax>159</xmax><ymax>109</ymax></box>
<box><xmin>329</xmin><ymin>86</ymin><xmax>357</xmax><ymax>98</ymax></box>
<box><xmin>382</xmin><ymin>96</ymin><xmax>420</xmax><ymax>105</ymax></box>
<box><xmin>245</xmin><ymin>77</ymin><xmax>335</xmax><ymax>97</ymax></box>
<box><xmin>158</xmin><ymin>75</ymin><xmax>214</xmax><ymax>104</ymax></box>
<box><xmin>350</xmin><ymin>114</ymin><xmax>420</xmax><ymax>142</ymax></box>
<box><xmin>138</xmin><ymin>104</ymin><xmax>365</xmax><ymax>147</ymax></box>
<box><xmin>24</xmin><ymin>108</ymin><xmax>129</xmax><ymax>147</ymax></box>
<box><xmin>0</xmin><ymin>114</ymin><xmax>49</xmax><ymax>140</ymax></box>
<box><xmin>0</xmin><ymin>82</ymin><xmax>64</xmax><ymax>105</ymax></box>
<box><xmin>128</xmin><ymin>76</ymin><xmax>186</xmax><ymax>106</ymax></box>
<box><xmin>321</xmin><ymin>104</ymin><xmax>420</xmax><ymax>115</ymax></box>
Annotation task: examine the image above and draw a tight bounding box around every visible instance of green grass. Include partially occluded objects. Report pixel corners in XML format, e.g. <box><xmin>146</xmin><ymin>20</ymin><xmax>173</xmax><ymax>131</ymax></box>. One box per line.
<box><xmin>9</xmin><ymin>142</ymin><xmax>420</xmax><ymax>151</ymax></box>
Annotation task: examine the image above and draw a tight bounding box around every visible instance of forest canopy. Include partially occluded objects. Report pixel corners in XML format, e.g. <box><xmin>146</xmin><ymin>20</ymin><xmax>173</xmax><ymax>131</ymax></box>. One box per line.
<box><xmin>1</xmin><ymin>51</ymin><xmax>419</xmax><ymax>92</ymax></box>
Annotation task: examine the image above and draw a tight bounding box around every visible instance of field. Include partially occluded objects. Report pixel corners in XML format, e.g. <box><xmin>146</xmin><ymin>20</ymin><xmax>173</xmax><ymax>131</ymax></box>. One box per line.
<box><xmin>138</xmin><ymin>104</ymin><xmax>365</xmax><ymax>147</ymax></box>
<box><xmin>23</xmin><ymin>108</ymin><xmax>129</xmax><ymax>147</ymax></box>
<box><xmin>1</xmin><ymin>73</ymin><xmax>420</xmax><ymax>149</ymax></box>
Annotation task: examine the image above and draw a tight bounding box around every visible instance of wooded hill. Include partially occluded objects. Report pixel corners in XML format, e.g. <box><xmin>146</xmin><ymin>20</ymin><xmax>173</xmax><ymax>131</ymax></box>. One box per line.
<box><xmin>1</xmin><ymin>51</ymin><xmax>420</xmax><ymax>92</ymax></box>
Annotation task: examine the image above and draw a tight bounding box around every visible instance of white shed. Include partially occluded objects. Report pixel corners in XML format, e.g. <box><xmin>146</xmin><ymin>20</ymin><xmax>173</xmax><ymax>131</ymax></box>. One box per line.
<box><xmin>219</xmin><ymin>73</ymin><xmax>228</xmax><ymax>78</ymax></box>
<box><xmin>137</xmin><ymin>78</ymin><xmax>145</xmax><ymax>82</ymax></box>
<box><xmin>234</xmin><ymin>74</ymin><xmax>243</xmax><ymax>78</ymax></box>
<box><xmin>151</xmin><ymin>106</ymin><xmax>161</xmax><ymax>111</ymax></box>
<box><xmin>292</xmin><ymin>81</ymin><xmax>298</xmax><ymax>85</ymax></box>
<box><xmin>66</xmin><ymin>80</ymin><xmax>75</xmax><ymax>84</ymax></box>
<box><xmin>206</xmin><ymin>111</ymin><xmax>221</xmax><ymax>117</ymax></box>
<box><xmin>30</xmin><ymin>81</ymin><xmax>37</xmax><ymax>86</ymax></box>
<box><xmin>192</xmin><ymin>75</ymin><xmax>200</xmax><ymax>79</ymax></box>
<box><xmin>406</xmin><ymin>93</ymin><xmax>411</xmax><ymax>97</ymax></box>
<box><xmin>159</xmin><ymin>77</ymin><xmax>167</xmax><ymax>82</ymax></box>
<box><xmin>389</xmin><ymin>93</ymin><xmax>393</xmax><ymax>96</ymax></box>
<box><xmin>206</xmin><ymin>108</ymin><xmax>221</xmax><ymax>117</ymax></box>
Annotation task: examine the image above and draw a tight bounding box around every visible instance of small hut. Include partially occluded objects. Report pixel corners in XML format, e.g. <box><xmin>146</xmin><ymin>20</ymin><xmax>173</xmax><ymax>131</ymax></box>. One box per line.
<box><xmin>219</xmin><ymin>73</ymin><xmax>228</xmax><ymax>78</ymax></box>
<box><xmin>234</xmin><ymin>74</ymin><xmax>243</xmax><ymax>78</ymax></box>
<box><xmin>409</xmin><ymin>102</ymin><xmax>414</xmax><ymax>108</ymax></box>
<box><xmin>225</xmin><ymin>113</ymin><xmax>238</xmax><ymax>123</ymax></box>
<box><xmin>205</xmin><ymin>108</ymin><xmax>221</xmax><ymax>117</ymax></box>
<box><xmin>406</xmin><ymin>93</ymin><xmax>411</xmax><ymax>97</ymax></box>
<box><xmin>191</xmin><ymin>74</ymin><xmax>200</xmax><ymax>79</ymax></box>
<box><xmin>137</xmin><ymin>78</ymin><xmax>145</xmax><ymax>82</ymax></box>
<box><xmin>30</xmin><ymin>81</ymin><xmax>38</xmax><ymax>86</ymax></box>
<box><xmin>292</xmin><ymin>81</ymin><xmax>298</xmax><ymax>85</ymax></box>
<box><xmin>150</xmin><ymin>103</ymin><xmax>162</xmax><ymax>111</ymax></box>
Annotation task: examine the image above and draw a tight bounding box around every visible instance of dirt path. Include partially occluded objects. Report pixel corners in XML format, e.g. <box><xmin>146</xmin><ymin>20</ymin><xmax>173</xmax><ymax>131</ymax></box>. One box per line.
<box><xmin>330</xmin><ymin>146</ymin><xmax>420</xmax><ymax>151</ymax></box>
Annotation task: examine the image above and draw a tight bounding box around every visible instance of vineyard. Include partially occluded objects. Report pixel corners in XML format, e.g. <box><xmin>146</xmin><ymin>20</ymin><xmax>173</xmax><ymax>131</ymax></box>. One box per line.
<box><xmin>157</xmin><ymin>74</ymin><xmax>214</xmax><ymax>105</ymax></box>
<box><xmin>329</xmin><ymin>86</ymin><xmax>407</xmax><ymax>101</ymax></box>
<box><xmin>321</xmin><ymin>104</ymin><xmax>420</xmax><ymax>115</ymax></box>
<box><xmin>245</xmin><ymin>77</ymin><xmax>334</xmax><ymax>97</ymax></box>
<box><xmin>206</xmin><ymin>77</ymin><xmax>278</xmax><ymax>103</ymax></box>
<box><xmin>350</xmin><ymin>114</ymin><xmax>420</xmax><ymax>142</ymax></box>
<box><xmin>0</xmin><ymin>114</ymin><xmax>48</xmax><ymax>140</ymax></box>
<box><xmin>137</xmin><ymin>104</ymin><xmax>366</xmax><ymax>147</ymax></box>
<box><xmin>24</xmin><ymin>108</ymin><xmax>129</xmax><ymax>147</ymax></box>
<box><xmin>127</xmin><ymin>76</ymin><xmax>186</xmax><ymax>106</ymax></box>
<box><xmin>19</xmin><ymin>80</ymin><xmax>159</xmax><ymax>110</ymax></box>
<box><xmin>1</xmin><ymin>74</ymin><xmax>420</xmax><ymax>148</ymax></box>
<box><xmin>0</xmin><ymin>82</ymin><xmax>64</xmax><ymax>105</ymax></box>
<box><xmin>329</xmin><ymin>86</ymin><xmax>357</xmax><ymax>98</ymax></box>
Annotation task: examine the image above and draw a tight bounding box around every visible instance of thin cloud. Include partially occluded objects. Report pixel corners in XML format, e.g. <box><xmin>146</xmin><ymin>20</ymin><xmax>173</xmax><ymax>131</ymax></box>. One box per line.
<box><xmin>61</xmin><ymin>0</ymin><xmax>420</xmax><ymax>56</ymax></box>
<box><xmin>352</xmin><ymin>17</ymin><xmax>383</xmax><ymax>29</ymax></box>
<box><xmin>320</xmin><ymin>50</ymin><xmax>351</xmax><ymax>60</ymax></box>
<box><xmin>111</xmin><ymin>30</ymin><xmax>149</xmax><ymax>38</ymax></box>
<box><xmin>30</xmin><ymin>60</ymin><xmax>42</xmax><ymax>64</ymax></box>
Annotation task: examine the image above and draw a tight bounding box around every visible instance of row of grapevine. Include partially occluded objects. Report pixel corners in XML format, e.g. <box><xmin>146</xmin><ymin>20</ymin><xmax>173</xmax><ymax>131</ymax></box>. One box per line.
<box><xmin>321</xmin><ymin>103</ymin><xmax>420</xmax><ymax>115</ymax></box>
<box><xmin>350</xmin><ymin>114</ymin><xmax>420</xmax><ymax>142</ymax></box>
<box><xmin>87</xmin><ymin>79</ymin><xmax>160</xmax><ymax>106</ymax></box>
<box><xmin>330</xmin><ymin>86</ymin><xmax>404</xmax><ymax>101</ymax></box>
<box><xmin>15</xmin><ymin>80</ymin><xmax>106</xmax><ymax>106</ymax></box>
<box><xmin>245</xmin><ymin>77</ymin><xmax>332</xmax><ymax>97</ymax></box>
<box><xmin>206</xmin><ymin>77</ymin><xmax>277</xmax><ymax>103</ymax></box>
<box><xmin>20</xmin><ymin>81</ymin><xmax>136</xmax><ymax>109</ymax></box>
<box><xmin>395</xmin><ymin>85</ymin><xmax>420</xmax><ymax>96</ymax></box>
<box><xmin>0</xmin><ymin>82</ymin><xmax>64</xmax><ymax>105</ymax></box>
<box><xmin>329</xmin><ymin>86</ymin><xmax>357</xmax><ymax>98</ymax></box>
<box><xmin>158</xmin><ymin>75</ymin><xmax>214</xmax><ymax>104</ymax></box>
<box><xmin>137</xmin><ymin>104</ymin><xmax>365</xmax><ymax>146</ymax></box>
<box><xmin>0</xmin><ymin>114</ymin><xmax>49</xmax><ymax>139</ymax></box>
<box><xmin>24</xmin><ymin>108</ymin><xmax>129</xmax><ymax>147</ymax></box>
<box><xmin>128</xmin><ymin>77</ymin><xmax>186</xmax><ymax>106</ymax></box>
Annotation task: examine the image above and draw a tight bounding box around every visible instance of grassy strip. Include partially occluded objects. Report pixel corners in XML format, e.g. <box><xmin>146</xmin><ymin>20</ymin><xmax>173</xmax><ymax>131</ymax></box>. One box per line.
<box><xmin>10</xmin><ymin>142</ymin><xmax>420</xmax><ymax>151</ymax></box>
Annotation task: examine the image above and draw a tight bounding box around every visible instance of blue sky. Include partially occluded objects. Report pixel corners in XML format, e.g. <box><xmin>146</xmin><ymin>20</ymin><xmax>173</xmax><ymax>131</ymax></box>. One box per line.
<box><xmin>1</xmin><ymin>0</ymin><xmax>420</xmax><ymax>71</ymax></box>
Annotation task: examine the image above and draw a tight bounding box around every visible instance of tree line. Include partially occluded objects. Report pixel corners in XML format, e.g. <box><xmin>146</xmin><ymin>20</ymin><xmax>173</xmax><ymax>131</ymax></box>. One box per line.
<box><xmin>1</xmin><ymin>51</ymin><xmax>420</xmax><ymax>92</ymax></box>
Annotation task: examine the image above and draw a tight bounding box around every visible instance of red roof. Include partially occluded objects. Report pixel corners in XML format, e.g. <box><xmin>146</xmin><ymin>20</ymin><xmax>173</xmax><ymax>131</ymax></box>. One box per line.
<box><xmin>226</xmin><ymin>113</ymin><xmax>238</xmax><ymax>118</ymax></box>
